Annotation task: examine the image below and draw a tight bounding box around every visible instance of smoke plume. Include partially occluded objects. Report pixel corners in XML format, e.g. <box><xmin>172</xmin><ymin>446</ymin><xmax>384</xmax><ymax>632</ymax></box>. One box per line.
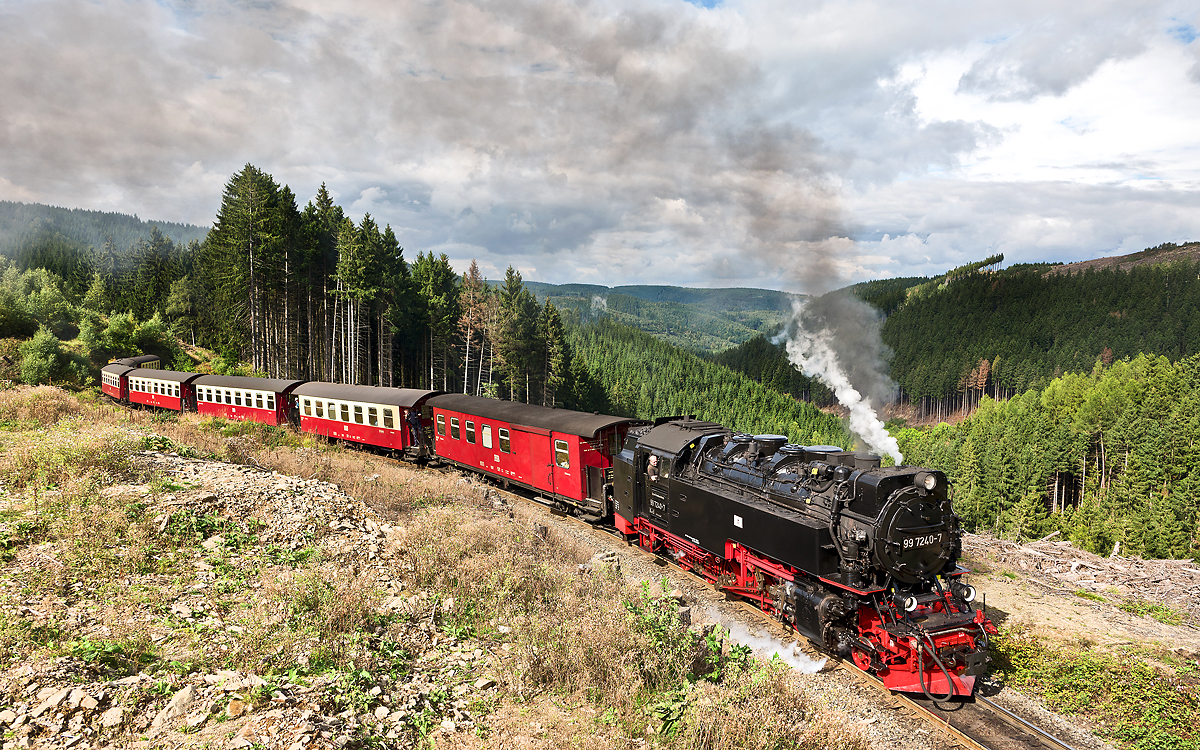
<box><xmin>778</xmin><ymin>294</ymin><xmax>903</xmax><ymax>465</ymax></box>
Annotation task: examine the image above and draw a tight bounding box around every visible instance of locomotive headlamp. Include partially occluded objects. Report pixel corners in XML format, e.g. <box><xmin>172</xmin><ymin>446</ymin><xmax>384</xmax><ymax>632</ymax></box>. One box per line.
<box><xmin>914</xmin><ymin>472</ymin><xmax>937</xmax><ymax>491</ymax></box>
<box><xmin>950</xmin><ymin>581</ymin><xmax>977</xmax><ymax>602</ymax></box>
<box><xmin>893</xmin><ymin>594</ymin><xmax>918</xmax><ymax>612</ymax></box>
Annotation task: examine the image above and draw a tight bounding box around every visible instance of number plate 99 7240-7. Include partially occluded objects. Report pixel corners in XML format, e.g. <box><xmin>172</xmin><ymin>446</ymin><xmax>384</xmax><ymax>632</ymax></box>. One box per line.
<box><xmin>902</xmin><ymin>533</ymin><xmax>942</xmax><ymax>550</ymax></box>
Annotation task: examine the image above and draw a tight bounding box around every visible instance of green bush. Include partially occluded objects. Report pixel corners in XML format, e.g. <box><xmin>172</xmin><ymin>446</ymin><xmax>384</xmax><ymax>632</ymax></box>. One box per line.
<box><xmin>19</xmin><ymin>326</ymin><xmax>64</xmax><ymax>384</ymax></box>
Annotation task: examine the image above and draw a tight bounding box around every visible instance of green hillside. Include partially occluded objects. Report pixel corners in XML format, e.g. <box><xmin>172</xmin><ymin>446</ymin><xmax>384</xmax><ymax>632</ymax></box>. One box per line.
<box><xmin>569</xmin><ymin>317</ymin><xmax>850</xmax><ymax>447</ymax></box>
<box><xmin>523</xmin><ymin>281</ymin><xmax>795</xmax><ymax>353</ymax></box>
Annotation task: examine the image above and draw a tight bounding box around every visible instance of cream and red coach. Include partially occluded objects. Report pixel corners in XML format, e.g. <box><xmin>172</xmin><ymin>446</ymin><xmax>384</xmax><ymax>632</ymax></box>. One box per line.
<box><xmin>100</xmin><ymin>364</ymin><xmax>133</xmax><ymax>401</ymax></box>
<box><xmin>125</xmin><ymin>369</ymin><xmax>205</xmax><ymax>411</ymax></box>
<box><xmin>110</xmin><ymin>355</ymin><xmax>162</xmax><ymax>370</ymax></box>
<box><xmin>294</xmin><ymin>383</ymin><xmax>443</xmax><ymax>458</ymax></box>
<box><xmin>193</xmin><ymin>376</ymin><xmax>304</xmax><ymax>426</ymax></box>
<box><xmin>427</xmin><ymin>394</ymin><xmax>644</xmax><ymax>517</ymax></box>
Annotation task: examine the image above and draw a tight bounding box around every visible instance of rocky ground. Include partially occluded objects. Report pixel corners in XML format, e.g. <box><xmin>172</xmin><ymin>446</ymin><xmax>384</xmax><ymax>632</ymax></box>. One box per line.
<box><xmin>962</xmin><ymin>532</ymin><xmax>1200</xmax><ymax>657</ymax></box>
<box><xmin>0</xmin><ymin>449</ymin><xmax>507</xmax><ymax>749</ymax></box>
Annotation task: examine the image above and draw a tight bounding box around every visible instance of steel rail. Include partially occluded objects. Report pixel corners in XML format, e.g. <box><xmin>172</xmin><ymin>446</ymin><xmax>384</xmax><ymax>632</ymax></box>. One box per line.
<box><xmin>975</xmin><ymin>695</ymin><xmax>1081</xmax><ymax>750</ymax></box>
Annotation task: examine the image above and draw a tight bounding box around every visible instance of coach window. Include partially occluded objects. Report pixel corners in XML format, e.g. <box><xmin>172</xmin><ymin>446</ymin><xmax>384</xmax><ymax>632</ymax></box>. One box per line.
<box><xmin>383</xmin><ymin>409</ymin><xmax>394</xmax><ymax>429</ymax></box>
<box><xmin>465</xmin><ymin>420</ymin><xmax>475</xmax><ymax>444</ymax></box>
<box><xmin>255</xmin><ymin>393</ymin><xmax>264</xmax><ymax>409</ymax></box>
<box><xmin>238</xmin><ymin>391</ymin><xmax>246</xmax><ymax>406</ymax></box>
<box><xmin>368</xmin><ymin>407</ymin><xmax>378</xmax><ymax>427</ymax></box>
<box><xmin>450</xmin><ymin>417</ymin><xmax>460</xmax><ymax>439</ymax></box>
<box><xmin>482</xmin><ymin>425</ymin><xmax>493</xmax><ymax>449</ymax></box>
<box><xmin>436</xmin><ymin>414</ymin><xmax>446</xmax><ymax>436</ymax></box>
<box><xmin>341</xmin><ymin>403</ymin><xmax>350</xmax><ymax>422</ymax></box>
<box><xmin>499</xmin><ymin>428</ymin><xmax>511</xmax><ymax>453</ymax></box>
<box><xmin>353</xmin><ymin>405</ymin><xmax>363</xmax><ymax>424</ymax></box>
<box><xmin>314</xmin><ymin>400</ymin><xmax>323</xmax><ymax>418</ymax></box>
<box><xmin>555</xmin><ymin>440</ymin><xmax>570</xmax><ymax>469</ymax></box>
<box><xmin>266</xmin><ymin>394</ymin><xmax>275</xmax><ymax>411</ymax></box>
<box><xmin>303</xmin><ymin>399</ymin><xmax>311</xmax><ymax>416</ymax></box>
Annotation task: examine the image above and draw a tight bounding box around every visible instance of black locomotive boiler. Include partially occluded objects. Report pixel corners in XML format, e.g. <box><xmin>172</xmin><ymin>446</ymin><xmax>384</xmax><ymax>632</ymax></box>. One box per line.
<box><xmin>612</xmin><ymin>417</ymin><xmax>995</xmax><ymax>698</ymax></box>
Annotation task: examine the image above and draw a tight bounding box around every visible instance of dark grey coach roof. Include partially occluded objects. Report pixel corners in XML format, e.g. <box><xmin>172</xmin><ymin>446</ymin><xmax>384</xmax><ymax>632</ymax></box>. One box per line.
<box><xmin>193</xmin><ymin>375</ymin><xmax>306</xmax><ymax>392</ymax></box>
<box><xmin>294</xmin><ymin>383</ymin><xmax>443</xmax><ymax>409</ymax></box>
<box><xmin>101</xmin><ymin>364</ymin><xmax>134</xmax><ymax>377</ymax></box>
<box><xmin>111</xmin><ymin>355</ymin><xmax>160</xmax><ymax>367</ymax></box>
<box><xmin>124</xmin><ymin>369</ymin><xmax>204</xmax><ymax>384</ymax></box>
<box><xmin>637</xmin><ymin>418</ymin><xmax>729</xmax><ymax>455</ymax></box>
<box><xmin>427</xmin><ymin>394</ymin><xmax>644</xmax><ymax>438</ymax></box>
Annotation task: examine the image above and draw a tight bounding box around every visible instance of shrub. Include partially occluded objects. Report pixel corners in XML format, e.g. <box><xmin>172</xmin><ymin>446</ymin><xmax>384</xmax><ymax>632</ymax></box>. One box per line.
<box><xmin>19</xmin><ymin>326</ymin><xmax>64</xmax><ymax>384</ymax></box>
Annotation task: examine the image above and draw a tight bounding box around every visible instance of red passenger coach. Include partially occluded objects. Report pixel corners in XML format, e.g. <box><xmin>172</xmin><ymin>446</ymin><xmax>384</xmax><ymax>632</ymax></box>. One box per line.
<box><xmin>294</xmin><ymin>383</ymin><xmax>443</xmax><ymax>457</ymax></box>
<box><xmin>100</xmin><ymin>364</ymin><xmax>133</xmax><ymax>401</ymax></box>
<box><xmin>427</xmin><ymin>394</ymin><xmax>644</xmax><ymax>516</ymax></box>
<box><xmin>193</xmin><ymin>376</ymin><xmax>304</xmax><ymax>426</ymax></box>
<box><xmin>126</xmin><ymin>369</ymin><xmax>203</xmax><ymax>411</ymax></box>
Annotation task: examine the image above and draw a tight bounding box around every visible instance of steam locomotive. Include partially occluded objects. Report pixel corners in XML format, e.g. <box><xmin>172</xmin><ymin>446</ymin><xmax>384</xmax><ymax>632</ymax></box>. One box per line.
<box><xmin>101</xmin><ymin>357</ymin><xmax>993</xmax><ymax>698</ymax></box>
<box><xmin>614</xmin><ymin>418</ymin><xmax>994</xmax><ymax>698</ymax></box>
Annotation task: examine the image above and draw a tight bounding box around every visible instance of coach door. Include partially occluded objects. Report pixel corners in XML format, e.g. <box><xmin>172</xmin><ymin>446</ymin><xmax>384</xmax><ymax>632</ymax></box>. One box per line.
<box><xmin>519</xmin><ymin>429</ymin><xmax>555</xmax><ymax>494</ymax></box>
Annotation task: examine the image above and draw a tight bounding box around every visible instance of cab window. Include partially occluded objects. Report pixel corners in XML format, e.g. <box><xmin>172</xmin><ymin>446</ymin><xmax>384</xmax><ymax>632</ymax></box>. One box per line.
<box><xmin>450</xmin><ymin>417</ymin><xmax>460</xmax><ymax>439</ymax></box>
<box><xmin>499</xmin><ymin>428</ymin><xmax>511</xmax><ymax>453</ymax></box>
<box><xmin>436</xmin><ymin>414</ymin><xmax>446</xmax><ymax>436</ymax></box>
<box><xmin>555</xmin><ymin>439</ymin><xmax>570</xmax><ymax>469</ymax></box>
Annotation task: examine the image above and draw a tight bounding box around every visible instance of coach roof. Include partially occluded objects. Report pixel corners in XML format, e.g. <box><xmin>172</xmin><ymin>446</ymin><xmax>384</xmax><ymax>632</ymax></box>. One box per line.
<box><xmin>111</xmin><ymin>355</ymin><xmax>160</xmax><ymax>367</ymax></box>
<box><xmin>294</xmin><ymin>383</ymin><xmax>443</xmax><ymax>408</ymax></box>
<box><xmin>193</xmin><ymin>375</ymin><xmax>305</xmax><ymax>392</ymax></box>
<box><xmin>101</xmin><ymin>364</ymin><xmax>134</xmax><ymax>377</ymax></box>
<box><xmin>124</xmin><ymin>370</ymin><xmax>204</xmax><ymax>384</ymax></box>
<box><xmin>427</xmin><ymin>394</ymin><xmax>643</xmax><ymax>438</ymax></box>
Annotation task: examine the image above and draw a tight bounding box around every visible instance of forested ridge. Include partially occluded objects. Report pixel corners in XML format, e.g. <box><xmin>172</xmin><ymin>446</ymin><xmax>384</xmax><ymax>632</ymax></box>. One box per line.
<box><xmin>527</xmin><ymin>282</ymin><xmax>793</xmax><ymax>353</ymax></box>
<box><xmin>880</xmin><ymin>251</ymin><xmax>1200</xmax><ymax>415</ymax></box>
<box><xmin>569</xmin><ymin>317</ymin><xmax>849</xmax><ymax>447</ymax></box>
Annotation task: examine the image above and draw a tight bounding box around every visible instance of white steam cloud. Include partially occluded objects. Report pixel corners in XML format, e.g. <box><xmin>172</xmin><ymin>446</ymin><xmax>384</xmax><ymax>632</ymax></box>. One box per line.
<box><xmin>591</xmin><ymin>295</ymin><xmax>609</xmax><ymax>313</ymax></box>
<box><xmin>779</xmin><ymin>295</ymin><xmax>903</xmax><ymax>465</ymax></box>
<box><xmin>700</xmin><ymin>607</ymin><xmax>827</xmax><ymax>674</ymax></box>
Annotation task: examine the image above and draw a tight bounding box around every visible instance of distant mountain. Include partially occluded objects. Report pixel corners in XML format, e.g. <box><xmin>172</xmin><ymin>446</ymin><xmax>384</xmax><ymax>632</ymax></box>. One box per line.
<box><xmin>0</xmin><ymin>201</ymin><xmax>209</xmax><ymax>259</ymax></box>
<box><xmin>520</xmin><ymin>281</ymin><xmax>798</xmax><ymax>352</ymax></box>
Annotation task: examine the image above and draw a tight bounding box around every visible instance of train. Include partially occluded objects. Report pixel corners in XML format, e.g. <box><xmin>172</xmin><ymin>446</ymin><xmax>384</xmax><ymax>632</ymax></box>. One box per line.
<box><xmin>101</xmin><ymin>356</ymin><xmax>995</xmax><ymax>699</ymax></box>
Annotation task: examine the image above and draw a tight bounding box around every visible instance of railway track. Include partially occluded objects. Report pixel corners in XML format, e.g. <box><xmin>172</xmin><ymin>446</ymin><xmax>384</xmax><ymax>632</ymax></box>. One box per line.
<box><xmin>484</xmin><ymin>480</ymin><xmax>1088</xmax><ymax>750</ymax></box>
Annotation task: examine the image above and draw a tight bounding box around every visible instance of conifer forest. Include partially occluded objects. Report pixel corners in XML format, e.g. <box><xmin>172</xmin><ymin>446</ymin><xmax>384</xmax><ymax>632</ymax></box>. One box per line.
<box><xmin>3</xmin><ymin>166</ymin><xmax>1200</xmax><ymax>560</ymax></box>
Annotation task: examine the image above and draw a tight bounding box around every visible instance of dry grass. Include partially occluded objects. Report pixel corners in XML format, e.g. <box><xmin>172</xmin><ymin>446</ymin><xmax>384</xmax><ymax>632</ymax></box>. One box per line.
<box><xmin>397</xmin><ymin>503</ymin><xmax>868</xmax><ymax>749</ymax></box>
<box><xmin>0</xmin><ymin>384</ymin><xmax>87</xmax><ymax>426</ymax></box>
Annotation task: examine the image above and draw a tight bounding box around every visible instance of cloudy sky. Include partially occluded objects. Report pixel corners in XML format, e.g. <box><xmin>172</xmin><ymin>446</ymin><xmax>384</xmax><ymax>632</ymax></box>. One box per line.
<box><xmin>3</xmin><ymin>0</ymin><xmax>1198</xmax><ymax>293</ymax></box>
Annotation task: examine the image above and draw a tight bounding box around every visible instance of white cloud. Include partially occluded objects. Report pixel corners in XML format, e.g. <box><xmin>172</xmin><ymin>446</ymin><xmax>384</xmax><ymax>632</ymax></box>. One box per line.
<box><xmin>0</xmin><ymin>0</ymin><xmax>1197</xmax><ymax>291</ymax></box>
